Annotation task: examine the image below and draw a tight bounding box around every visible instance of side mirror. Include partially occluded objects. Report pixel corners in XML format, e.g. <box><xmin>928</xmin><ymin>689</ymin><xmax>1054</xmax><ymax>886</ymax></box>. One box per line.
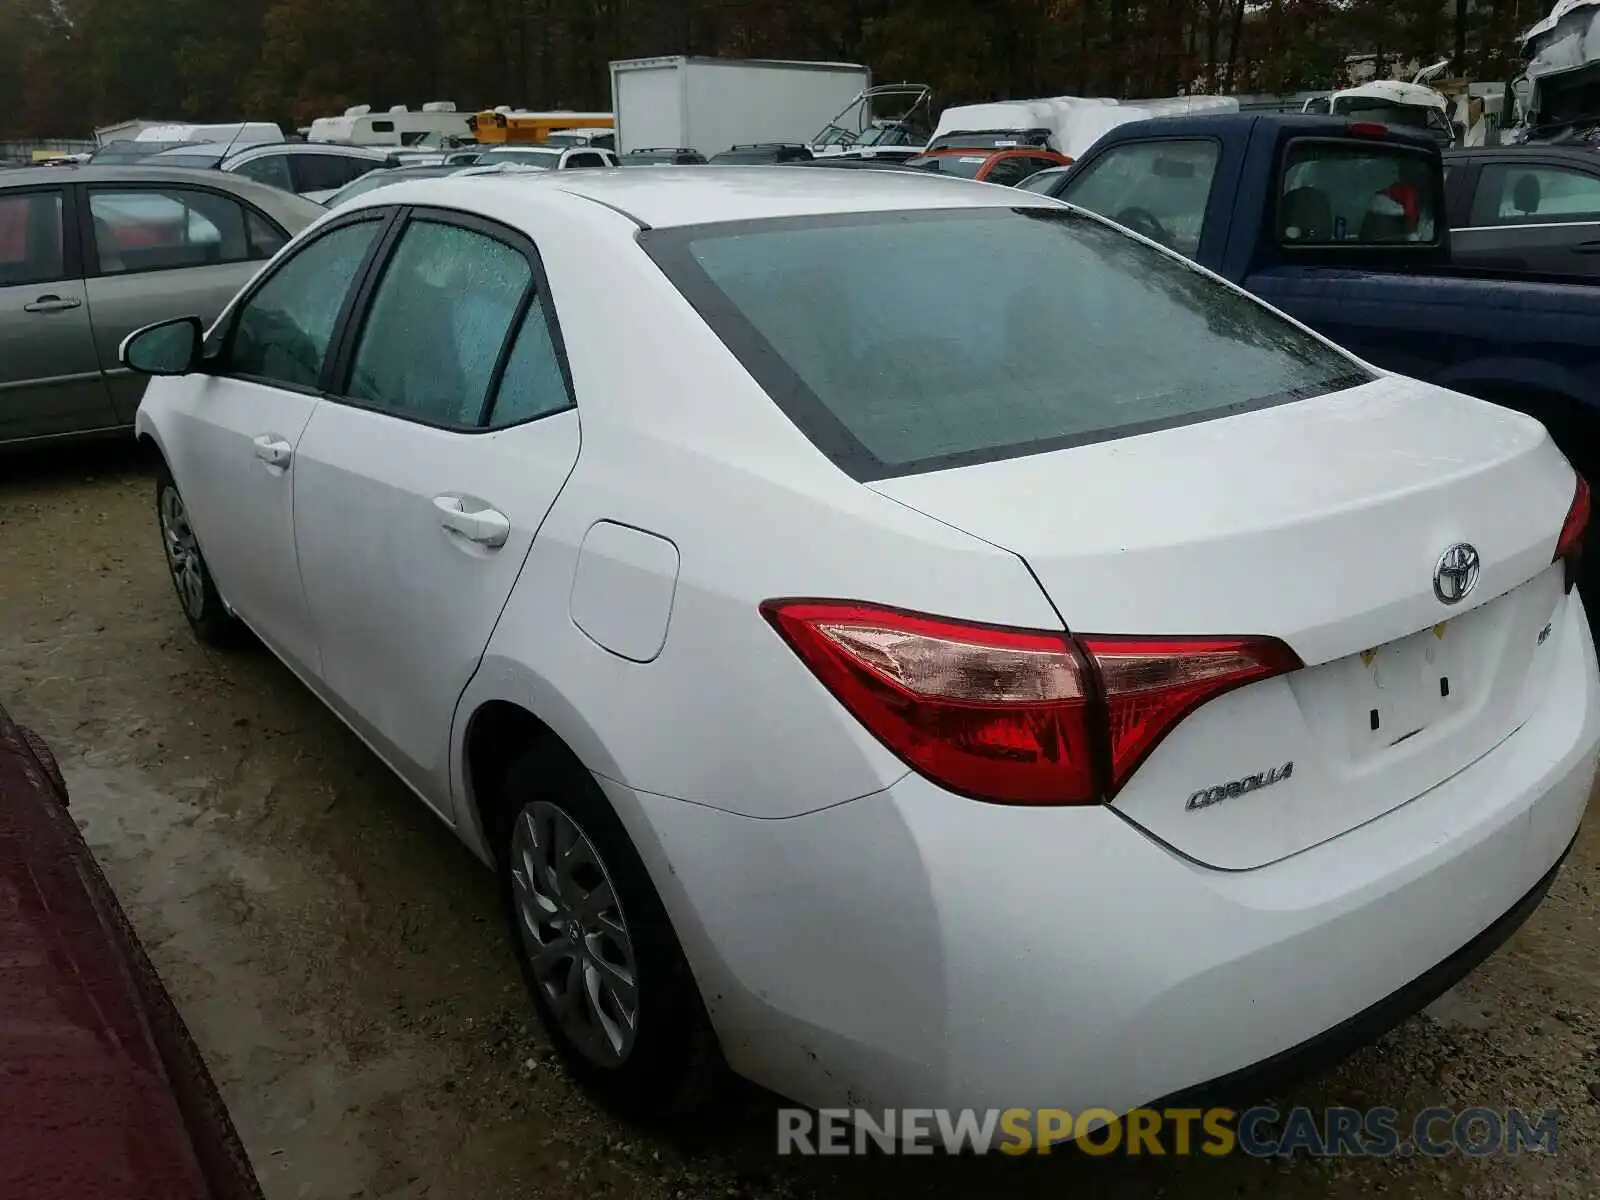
<box><xmin>120</xmin><ymin>316</ymin><xmax>203</xmax><ymax>376</ymax></box>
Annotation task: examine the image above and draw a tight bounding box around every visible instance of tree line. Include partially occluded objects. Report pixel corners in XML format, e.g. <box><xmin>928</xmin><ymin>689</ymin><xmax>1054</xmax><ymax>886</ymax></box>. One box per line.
<box><xmin>0</xmin><ymin>0</ymin><xmax>1545</xmax><ymax>140</ymax></box>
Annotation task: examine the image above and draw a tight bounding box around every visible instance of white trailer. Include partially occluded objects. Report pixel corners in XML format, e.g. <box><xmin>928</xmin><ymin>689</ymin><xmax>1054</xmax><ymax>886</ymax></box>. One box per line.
<box><xmin>609</xmin><ymin>56</ymin><xmax>871</xmax><ymax>157</ymax></box>
<box><xmin>307</xmin><ymin>102</ymin><xmax>473</xmax><ymax>146</ymax></box>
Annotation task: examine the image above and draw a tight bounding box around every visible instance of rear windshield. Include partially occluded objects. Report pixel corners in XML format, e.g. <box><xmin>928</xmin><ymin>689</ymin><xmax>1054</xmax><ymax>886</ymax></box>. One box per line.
<box><xmin>642</xmin><ymin>207</ymin><xmax>1370</xmax><ymax>479</ymax></box>
<box><xmin>907</xmin><ymin>154</ymin><xmax>989</xmax><ymax>178</ymax></box>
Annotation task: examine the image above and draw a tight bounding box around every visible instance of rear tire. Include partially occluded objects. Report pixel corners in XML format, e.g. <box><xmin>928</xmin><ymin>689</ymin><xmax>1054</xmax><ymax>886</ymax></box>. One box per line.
<box><xmin>155</xmin><ymin>465</ymin><xmax>239</xmax><ymax>648</ymax></box>
<box><xmin>495</xmin><ymin>741</ymin><xmax>721</xmax><ymax>1119</ymax></box>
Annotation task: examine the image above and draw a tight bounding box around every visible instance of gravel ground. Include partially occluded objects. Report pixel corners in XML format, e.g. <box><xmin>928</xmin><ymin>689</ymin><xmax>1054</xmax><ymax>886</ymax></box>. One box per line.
<box><xmin>3</xmin><ymin>440</ymin><xmax>1599</xmax><ymax>1199</ymax></box>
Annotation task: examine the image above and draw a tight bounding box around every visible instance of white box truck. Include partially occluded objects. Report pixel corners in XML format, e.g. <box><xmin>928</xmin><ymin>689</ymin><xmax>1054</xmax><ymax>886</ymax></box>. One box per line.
<box><xmin>609</xmin><ymin>56</ymin><xmax>871</xmax><ymax>157</ymax></box>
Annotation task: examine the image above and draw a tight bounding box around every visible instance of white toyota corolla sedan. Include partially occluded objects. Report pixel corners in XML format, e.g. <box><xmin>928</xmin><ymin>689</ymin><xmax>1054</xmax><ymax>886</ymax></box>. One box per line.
<box><xmin>126</xmin><ymin>166</ymin><xmax>1600</xmax><ymax>1122</ymax></box>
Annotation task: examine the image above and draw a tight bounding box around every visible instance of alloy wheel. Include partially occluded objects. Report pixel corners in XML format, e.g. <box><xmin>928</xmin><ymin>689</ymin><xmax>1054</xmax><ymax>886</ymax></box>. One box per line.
<box><xmin>509</xmin><ymin>801</ymin><xmax>640</xmax><ymax>1067</ymax></box>
<box><xmin>159</xmin><ymin>486</ymin><xmax>206</xmax><ymax>621</ymax></box>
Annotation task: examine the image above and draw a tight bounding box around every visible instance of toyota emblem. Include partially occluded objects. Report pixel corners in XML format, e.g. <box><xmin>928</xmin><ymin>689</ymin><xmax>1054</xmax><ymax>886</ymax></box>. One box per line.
<box><xmin>1433</xmin><ymin>543</ymin><xmax>1480</xmax><ymax>605</ymax></box>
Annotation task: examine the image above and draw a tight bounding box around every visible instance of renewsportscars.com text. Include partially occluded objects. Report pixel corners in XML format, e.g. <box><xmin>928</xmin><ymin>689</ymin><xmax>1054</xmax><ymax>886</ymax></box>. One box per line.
<box><xmin>777</xmin><ymin>1106</ymin><xmax>1560</xmax><ymax>1157</ymax></box>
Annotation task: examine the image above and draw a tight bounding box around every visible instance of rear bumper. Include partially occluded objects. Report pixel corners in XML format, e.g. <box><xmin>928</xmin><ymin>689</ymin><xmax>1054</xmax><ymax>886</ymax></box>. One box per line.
<box><xmin>1151</xmin><ymin>827</ymin><xmax>1575</xmax><ymax>1110</ymax></box>
<box><xmin>614</xmin><ymin>594</ymin><xmax>1600</xmax><ymax>1115</ymax></box>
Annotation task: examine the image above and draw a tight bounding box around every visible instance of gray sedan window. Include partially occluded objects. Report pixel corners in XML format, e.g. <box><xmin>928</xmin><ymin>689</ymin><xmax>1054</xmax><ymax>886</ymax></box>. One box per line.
<box><xmin>0</xmin><ymin>191</ymin><xmax>65</xmax><ymax>286</ymax></box>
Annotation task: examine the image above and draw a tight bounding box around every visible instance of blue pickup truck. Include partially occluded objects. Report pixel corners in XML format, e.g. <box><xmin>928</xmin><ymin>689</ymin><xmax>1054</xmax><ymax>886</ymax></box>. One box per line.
<box><xmin>1019</xmin><ymin>113</ymin><xmax>1600</xmax><ymax>478</ymax></box>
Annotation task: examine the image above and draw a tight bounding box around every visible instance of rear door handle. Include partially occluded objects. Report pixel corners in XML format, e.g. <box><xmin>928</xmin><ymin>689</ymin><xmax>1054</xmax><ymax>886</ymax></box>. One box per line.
<box><xmin>23</xmin><ymin>295</ymin><xmax>82</xmax><ymax>313</ymax></box>
<box><xmin>252</xmin><ymin>435</ymin><xmax>292</xmax><ymax>468</ymax></box>
<box><xmin>1572</xmin><ymin>240</ymin><xmax>1600</xmax><ymax>254</ymax></box>
<box><xmin>433</xmin><ymin>496</ymin><xmax>510</xmax><ymax>548</ymax></box>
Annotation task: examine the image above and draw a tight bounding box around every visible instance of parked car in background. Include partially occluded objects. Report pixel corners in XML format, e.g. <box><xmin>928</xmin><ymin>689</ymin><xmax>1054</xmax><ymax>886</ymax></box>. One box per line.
<box><xmin>544</xmin><ymin>128</ymin><xmax>618</xmax><ymax>151</ymax></box>
<box><xmin>473</xmin><ymin>145</ymin><xmax>619</xmax><ymax>170</ymax></box>
<box><xmin>619</xmin><ymin>148</ymin><xmax>708</xmax><ymax>166</ymax></box>
<box><xmin>0</xmin><ymin>703</ymin><xmax>263</xmax><ymax>1200</ymax></box>
<box><xmin>0</xmin><ymin>164</ymin><xmax>321</xmax><ymax>445</ymax></box>
<box><xmin>708</xmin><ymin>142</ymin><xmax>814</xmax><ymax>163</ymax></box>
<box><xmin>323</xmin><ymin>163</ymin><xmax>473</xmax><ymax>208</ymax></box>
<box><xmin>127</xmin><ymin>166</ymin><xmax>1596</xmax><ymax>1128</ymax></box>
<box><xmin>904</xmin><ymin>145</ymin><xmax>1073</xmax><ymax>185</ymax></box>
<box><xmin>1444</xmin><ymin>146</ymin><xmax>1600</xmax><ymax>279</ymax></box>
<box><xmin>153</xmin><ymin>141</ymin><xmax>393</xmax><ymax>203</ymax></box>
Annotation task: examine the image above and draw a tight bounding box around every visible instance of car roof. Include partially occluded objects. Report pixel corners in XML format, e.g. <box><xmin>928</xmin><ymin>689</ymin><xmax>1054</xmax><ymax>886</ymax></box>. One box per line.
<box><xmin>1444</xmin><ymin>145</ymin><xmax>1600</xmax><ymax>165</ymax></box>
<box><xmin>0</xmin><ymin>163</ymin><xmax>326</xmax><ymax>228</ymax></box>
<box><xmin>367</xmin><ymin>164</ymin><xmax>1058</xmax><ymax>229</ymax></box>
<box><xmin>219</xmin><ymin>141</ymin><xmax>391</xmax><ymax>162</ymax></box>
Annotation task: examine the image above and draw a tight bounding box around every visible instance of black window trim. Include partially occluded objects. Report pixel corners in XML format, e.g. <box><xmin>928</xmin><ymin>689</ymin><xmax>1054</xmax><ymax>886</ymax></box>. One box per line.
<box><xmin>207</xmin><ymin>207</ymin><xmax>400</xmax><ymax>397</ymax></box>
<box><xmin>322</xmin><ymin>204</ymin><xmax>578</xmax><ymax>433</ymax></box>
<box><xmin>0</xmin><ymin>181</ymin><xmax>82</xmax><ymax>287</ymax></box>
<box><xmin>638</xmin><ymin>205</ymin><xmax>1369</xmax><ymax>482</ymax></box>
<box><xmin>1272</xmin><ymin>135</ymin><xmax>1444</xmax><ymax>252</ymax></box>
<box><xmin>75</xmin><ymin>180</ymin><xmax>293</xmax><ymax>279</ymax></box>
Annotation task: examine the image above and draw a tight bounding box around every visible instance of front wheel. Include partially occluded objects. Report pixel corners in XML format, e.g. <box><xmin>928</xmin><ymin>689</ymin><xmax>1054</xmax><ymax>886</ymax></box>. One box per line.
<box><xmin>155</xmin><ymin>466</ymin><xmax>239</xmax><ymax>647</ymax></box>
<box><xmin>497</xmin><ymin>744</ymin><xmax>720</xmax><ymax>1118</ymax></box>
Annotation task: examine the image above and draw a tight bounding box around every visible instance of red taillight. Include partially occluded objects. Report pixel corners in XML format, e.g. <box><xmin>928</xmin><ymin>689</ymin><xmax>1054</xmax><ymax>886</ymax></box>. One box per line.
<box><xmin>1556</xmin><ymin>473</ymin><xmax>1590</xmax><ymax>592</ymax></box>
<box><xmin>1348</xmin><ymin>121</ymin><xmax>1390</xmax><ymax>137</ymax></box>
<box><xmin>762</xmin><ymin>599</ymin><xmax>1302</xmax><ymax>805</ymax></box>
<box><xmin>1080</xmin><ymin>635</ymin><xmax>1305</xmax><ymax>791</ymax></box>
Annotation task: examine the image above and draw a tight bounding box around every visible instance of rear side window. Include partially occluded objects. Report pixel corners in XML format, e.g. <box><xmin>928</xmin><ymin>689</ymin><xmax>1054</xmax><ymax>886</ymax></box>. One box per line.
<box><xmin>644</xmin><ymin>208</ymin><xmax>1369</xmax><ymax>479</ymax></box>
<box><xmin>0</xmin><ymin>190</ymin><xmax>65</xmax><ymax>286</ymax></box>
<box><xmin>1277</xmin><ymin>140</ymin><xmax>1440</xmax><ymax>246</ymax></box>
<box><xmin>345</xmin><ymin>220</ymin><xmax>531</xmax><ymax>426</ymax></box>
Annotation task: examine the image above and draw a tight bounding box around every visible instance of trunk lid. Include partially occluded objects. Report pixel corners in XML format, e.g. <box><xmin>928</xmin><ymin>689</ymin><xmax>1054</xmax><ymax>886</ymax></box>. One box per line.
<box><xmin>870</xmin><ymin>377</ymin><xmax>1577</xmax><ymax>868</ymax></box>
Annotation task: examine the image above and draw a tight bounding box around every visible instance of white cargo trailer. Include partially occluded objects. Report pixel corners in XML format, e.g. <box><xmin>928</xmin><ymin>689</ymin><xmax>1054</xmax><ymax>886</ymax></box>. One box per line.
<box><xmin>609</xmin><ymin>56</ymin><xmax>871</xmax><ymax>157</ymax></box>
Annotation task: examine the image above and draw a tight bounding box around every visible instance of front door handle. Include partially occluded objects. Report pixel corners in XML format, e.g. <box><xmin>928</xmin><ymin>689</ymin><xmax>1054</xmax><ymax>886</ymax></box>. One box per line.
<box><xmin>1572</xmin><ymin>240</ymin><xmax>1600</xmax><ymax>254</ymax></box>
<box><xmin>252</xmin><ymin>435</ymin><xmax>292</xmax><ymax>468</ymax></box>
<box><xmin>23</xmin><ymin>295</ymin><xmax>82</xmax><ymax>313</ymax></box>
<box><xmin>433</xmin><ymin>496</ymin><xmax>510</xmax><ymax>548</ymax></box>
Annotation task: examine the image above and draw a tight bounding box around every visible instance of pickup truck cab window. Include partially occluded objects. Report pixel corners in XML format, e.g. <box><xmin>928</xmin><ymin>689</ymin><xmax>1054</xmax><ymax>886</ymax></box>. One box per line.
<box><xmin>1277</xmin><ymin>140</ymin><xmax>1439</xmax><ymax>246</ymax></box>
<box><xmin>1059</xmin><ymin>139</ymin><xmax>1220</xmax><ymax>258</ymax></box>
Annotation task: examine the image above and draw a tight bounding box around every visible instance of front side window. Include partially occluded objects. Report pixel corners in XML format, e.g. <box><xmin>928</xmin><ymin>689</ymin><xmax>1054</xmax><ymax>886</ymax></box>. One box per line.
<box><xmin>0</xmin><ymin>190</ymin><xmax>65</xmax><ymax>286</ymax></box>
<box><xmin>88</xmin><ymin>187</ymin><xmax>253</xmax><ymax>274</ymax></box>
<box><xmin>230</xmin><ymin>153</ymin><xmax>293</xmax><ymax>192</ymax></box>
<box><xmin>644</xmin><ymin>207</ymin><xmax>1368</xmax><ymax>479</ymax></box>
<box><xmin>1061</xmin><ymin>139</ymin><xmax>1221</xmax><ymax>259</ymax></box>
<box><xmin>226</xmin><ymin>219</ymin><xmax>383</xmax><ymax>389</ymax></box>
<box><xmin>345</xmin><ymin>220</ymin><xmax>532</xmax><ymax>426</ymax></box>
<box><xmin>1276</xmin><ymin>140</ymin><xmax>1440</xmax><ymax>246</ymax></box>
<box><xmin>1467</xmin><ymin>163</ymin><xmax>1600</xmax><ymax>226</ymax></box>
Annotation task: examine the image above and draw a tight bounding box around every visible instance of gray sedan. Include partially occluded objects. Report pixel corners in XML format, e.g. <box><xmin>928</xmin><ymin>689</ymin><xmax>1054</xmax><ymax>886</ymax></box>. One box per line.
<box><xmin>1</xmin><ymin>164</ymin><xmax>323</xmax><ymax>446</ymax></box>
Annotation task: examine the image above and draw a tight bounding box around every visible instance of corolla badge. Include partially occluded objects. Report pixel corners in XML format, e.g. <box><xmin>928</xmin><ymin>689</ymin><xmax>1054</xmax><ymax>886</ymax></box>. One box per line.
<box><xmin>1433</xmin><ymin>544</ymin><xmax>1480</xmax><ymax>606</ymax></box>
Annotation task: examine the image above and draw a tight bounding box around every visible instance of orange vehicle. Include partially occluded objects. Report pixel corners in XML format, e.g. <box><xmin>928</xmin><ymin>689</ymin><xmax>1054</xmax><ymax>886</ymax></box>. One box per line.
<box><xmin>469</xmin><ymin>109</ymin><xmax>614</xmax><ymax>146</ymax></box>
<box><xmin>903</xmin><ymin>145</ymin><xmax>1072</xmax><ymax>187</ymax></box>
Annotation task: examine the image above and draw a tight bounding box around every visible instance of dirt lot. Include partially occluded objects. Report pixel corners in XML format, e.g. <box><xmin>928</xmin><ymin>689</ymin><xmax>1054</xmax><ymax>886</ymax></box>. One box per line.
<box><xmin>3</xmin><ymin>441</ymin><xmax>1600</xmax><ymax>1199</ymax></box>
